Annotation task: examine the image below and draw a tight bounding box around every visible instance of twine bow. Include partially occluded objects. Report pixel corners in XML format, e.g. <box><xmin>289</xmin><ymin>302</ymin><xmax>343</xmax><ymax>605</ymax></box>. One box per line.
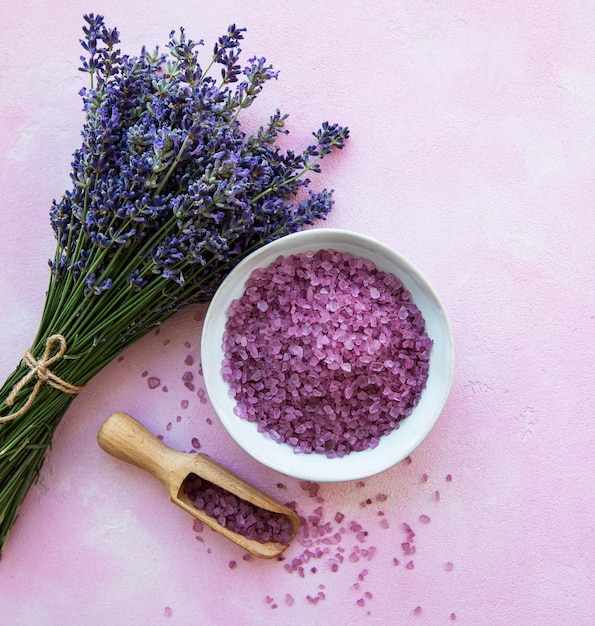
<box><xmin>0</xmin><ymin>335</ymin><xmax>85</xmax><ymax>424</ymax></box>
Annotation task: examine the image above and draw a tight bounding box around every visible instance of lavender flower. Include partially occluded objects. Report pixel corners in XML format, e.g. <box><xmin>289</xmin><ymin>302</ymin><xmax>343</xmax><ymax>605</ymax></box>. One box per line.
<box><xmin>0</xmin><ymin>14</ymin><xmax>348</xmax><ymax>554</ymax></box>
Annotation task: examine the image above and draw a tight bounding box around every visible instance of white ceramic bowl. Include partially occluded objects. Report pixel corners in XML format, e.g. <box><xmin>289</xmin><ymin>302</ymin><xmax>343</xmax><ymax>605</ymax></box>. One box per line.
<box><xmin>201</xmin><ymin>228</ymin><xmax>454</xmax><ymax>482</ymax></box>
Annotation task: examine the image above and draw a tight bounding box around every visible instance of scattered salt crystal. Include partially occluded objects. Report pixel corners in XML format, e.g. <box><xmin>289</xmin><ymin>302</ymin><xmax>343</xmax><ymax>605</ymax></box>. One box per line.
<box><xmin>148</xmin><ymin>377</ymin><xmax>160</xmax><ymax>389</ymax></box>
<box><xmin>446</xmin><ymin>474</ymin><xmax>453</xmax><ymax>482</ymax></box>
<box><xmin>445</xmin><ymin>561</ymin><xmax>454</xmax><ymax>571</ymax></box>
<box><xmin>419</xmin><ymin>514</ymin><xmax>431</xmax><ymax>524</ymax></box>
<box><xmin>413</xmin><ymin>606</ymin><xmax>422</xmax><ymax>616</ymax></box>
<box><xmin>406</xmin><ymin>561</ymin><xmax>414</xmax><ymax>570</ymax></box>
<box><xmin>164</xmin><ymin>607</ymin><xmax>172</xmax><ymax>617</ymax></box>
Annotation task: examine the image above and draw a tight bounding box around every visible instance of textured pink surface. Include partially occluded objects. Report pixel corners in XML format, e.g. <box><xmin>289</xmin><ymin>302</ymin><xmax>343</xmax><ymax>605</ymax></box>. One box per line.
<box><xmin>0</xmin><ymin>2</ymin><xmax>593</xmax><ymax>624</ymax></box>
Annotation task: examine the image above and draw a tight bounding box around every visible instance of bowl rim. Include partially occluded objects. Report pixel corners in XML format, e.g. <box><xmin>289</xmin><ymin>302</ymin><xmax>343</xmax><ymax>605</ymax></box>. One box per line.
<box><xmin>201</xmin><ymin>228</ymin><xmax>455</xmax><ymax>482</ymax></box>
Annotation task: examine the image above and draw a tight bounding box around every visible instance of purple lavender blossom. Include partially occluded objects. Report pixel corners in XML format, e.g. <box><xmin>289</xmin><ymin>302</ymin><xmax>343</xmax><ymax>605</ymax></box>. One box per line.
<box><xmin>49</xmin><ymin>14</ymin><xmax>348</xmax><ymax>332</ymax></box>
<box><xmin>0</xmin><ymin>14</ymin><xmax>348</xmax><ymax>555</ymax></box>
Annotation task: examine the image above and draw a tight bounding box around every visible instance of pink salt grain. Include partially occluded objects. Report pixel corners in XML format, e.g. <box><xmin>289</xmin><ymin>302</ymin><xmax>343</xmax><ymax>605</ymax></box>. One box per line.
<box><xmin>222</xmin><ymin>249</ymin><xmax>432</xmax><ymax>457</ymax></box>
<box><xmin>148</xmin><ymin>377</ymin><xmax>160</xmax><ymax>389</ymax></box>
<box><xmin>183</xmin><ymin>474</ymin><xmax>293</xmax><ymax>545</ymax></box>
<box><xmin>419</xmin><ymin>514</ymin><xmax>431</xmax><ymax>524</ymax></box>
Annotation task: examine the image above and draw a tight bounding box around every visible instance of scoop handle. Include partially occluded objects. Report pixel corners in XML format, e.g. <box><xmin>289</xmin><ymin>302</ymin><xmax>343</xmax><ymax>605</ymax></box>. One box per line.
<box><xmin>97</xmin><ymin>412</ymin><xmax>180</xmax><ymax>486</ymax></box>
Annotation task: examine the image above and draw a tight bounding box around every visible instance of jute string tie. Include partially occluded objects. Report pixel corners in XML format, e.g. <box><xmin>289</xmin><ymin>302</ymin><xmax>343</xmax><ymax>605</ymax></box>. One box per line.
<box><xmin>0</xmin><ymin>334</ymin><xmax>85</xmax><ymax>424</ymax></box>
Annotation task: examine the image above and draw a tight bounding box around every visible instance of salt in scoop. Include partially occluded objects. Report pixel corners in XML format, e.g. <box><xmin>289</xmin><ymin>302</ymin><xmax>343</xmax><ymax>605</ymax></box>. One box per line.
<box><xmin>97</xmin><ymin>412</ymin><xmax>300</xmax><ymax>558</ymax></box>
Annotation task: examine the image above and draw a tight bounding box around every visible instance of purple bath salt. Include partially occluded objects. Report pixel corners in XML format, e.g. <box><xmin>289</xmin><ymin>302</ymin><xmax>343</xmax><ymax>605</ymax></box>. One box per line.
<box><xmin>222</xmin><ymin>249</ymin><xmax>433</xmax><ymax>457</ymax></box>
<box><xmin>182</xmin><ymin>474</ymin><xmax>293</xmax><ymax>545</ymax></box>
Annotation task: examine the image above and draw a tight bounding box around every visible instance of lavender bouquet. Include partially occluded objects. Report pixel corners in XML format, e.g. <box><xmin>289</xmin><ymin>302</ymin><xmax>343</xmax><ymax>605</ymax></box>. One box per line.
<box><xmin>0</xmin><ymin>14</ymin><xmax>348</xmax><ymax>554</ymax></box>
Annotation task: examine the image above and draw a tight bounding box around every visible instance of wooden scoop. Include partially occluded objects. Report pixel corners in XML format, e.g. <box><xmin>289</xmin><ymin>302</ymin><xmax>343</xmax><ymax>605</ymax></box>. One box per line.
<box><xmin>97</xmin><ymin>412</ymin><xmax>300</xmax><ymax>559</ymax></box>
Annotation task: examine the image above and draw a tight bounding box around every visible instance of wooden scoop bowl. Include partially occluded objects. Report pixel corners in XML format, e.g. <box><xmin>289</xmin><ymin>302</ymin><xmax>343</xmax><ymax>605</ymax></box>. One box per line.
<box><xmin>97</xmin><ymin>412</ymin><xmax>300</xmax><ymax>559</ymax></box>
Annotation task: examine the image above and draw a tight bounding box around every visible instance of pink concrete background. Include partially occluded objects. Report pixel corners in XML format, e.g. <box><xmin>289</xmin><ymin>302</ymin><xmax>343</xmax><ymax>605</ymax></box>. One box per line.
<box><xmin>0</xmin><ymin>1</ymin><xmax>593</xmax><ymax>624</ymax></box>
